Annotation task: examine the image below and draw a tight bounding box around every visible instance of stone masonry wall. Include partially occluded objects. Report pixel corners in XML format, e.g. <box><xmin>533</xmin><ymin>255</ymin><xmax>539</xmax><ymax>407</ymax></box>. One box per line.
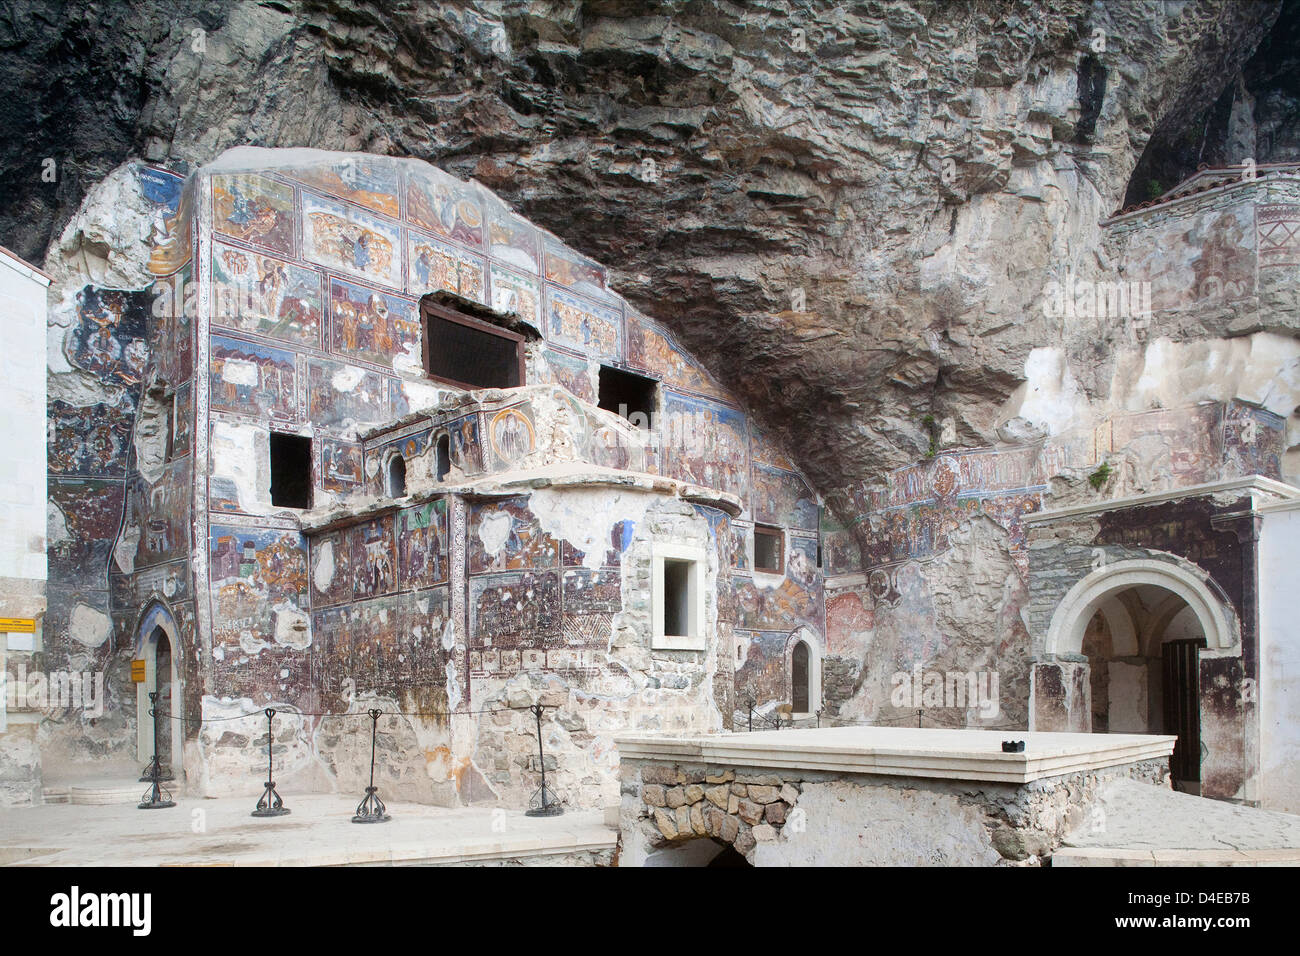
<box><xmin>619</xmin><ymin>757</ymin><xmax>1171</xmax><ymax>867</ymax></box>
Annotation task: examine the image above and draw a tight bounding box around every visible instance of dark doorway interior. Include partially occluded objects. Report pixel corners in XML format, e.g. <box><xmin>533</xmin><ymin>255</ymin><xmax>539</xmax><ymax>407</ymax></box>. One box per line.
<box><xmin>598</xmin><ymin>365</ymin><xmax>658</xmax><ymax>426</ymax></box>
<box><xmin>1162</xmin><ymin>637</ymin><xmax>1206</xmax><ymax>792</ymax></box>
<box><xmin>154</xmin><ymin>628</ymin><xmax>173</xmax><ymax>774</ymax></box>
<box><xmin>792</xmin><ymin>641</ymin><xmax>809</xmax><ymax>712</ymax></box>
<box><xmin>270</xmin><ymin>432</ymin><xmax>312</xmax><ymax>508</ymax></box>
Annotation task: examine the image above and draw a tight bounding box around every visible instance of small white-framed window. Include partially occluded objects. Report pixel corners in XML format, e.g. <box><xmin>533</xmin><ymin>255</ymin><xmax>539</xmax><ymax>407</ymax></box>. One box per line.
<box><xmin>652</xmin><ymin>543</ymin><xmax>706</xmax><ymax>651</ymax></box>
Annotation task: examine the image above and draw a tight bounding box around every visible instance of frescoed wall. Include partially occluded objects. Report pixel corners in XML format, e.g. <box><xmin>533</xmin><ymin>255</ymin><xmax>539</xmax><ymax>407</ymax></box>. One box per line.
<box><xmin>38</xmin><ymin>148</ymin><xmax>825</xmax><ymax>808</ymax></box>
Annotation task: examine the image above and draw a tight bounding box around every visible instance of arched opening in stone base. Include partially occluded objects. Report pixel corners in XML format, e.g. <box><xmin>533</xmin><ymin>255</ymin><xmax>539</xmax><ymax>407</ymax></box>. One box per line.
<box><xmin>643</xmin><ymin>837</ymin><xmax>754</xmax><ymax>867</ymax></box>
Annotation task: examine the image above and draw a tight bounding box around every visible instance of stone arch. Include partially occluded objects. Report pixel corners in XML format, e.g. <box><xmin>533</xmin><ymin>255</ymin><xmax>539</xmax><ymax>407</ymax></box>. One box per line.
<box><xmin>784</xmin><ymin>626</ymin><xmax>822</xmax><ymax>714</ymax></box>
<box><xmin>1045</xmin><ymin>558</ymin><xmax>1237</xmax><ymax>658</ymax></box>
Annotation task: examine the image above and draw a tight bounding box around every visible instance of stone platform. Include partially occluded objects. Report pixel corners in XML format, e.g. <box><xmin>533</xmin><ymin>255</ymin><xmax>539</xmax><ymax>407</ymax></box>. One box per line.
<box><xmin>0</xmin><ymin>793</ymin><xmax>616</xmax><ymax>866</ymax></box>
<box><xmin>616</xmin><ymin>726</ymin><xmax>1179</xmax><ymax>866</ymax></box>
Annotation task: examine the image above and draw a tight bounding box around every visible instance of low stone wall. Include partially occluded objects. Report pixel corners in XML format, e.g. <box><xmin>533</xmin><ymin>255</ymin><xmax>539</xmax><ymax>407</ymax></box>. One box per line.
<box><xmin>619</xmin><ymin>756</ymin><xmax>1170</xmax><ymax>866</ymax></box>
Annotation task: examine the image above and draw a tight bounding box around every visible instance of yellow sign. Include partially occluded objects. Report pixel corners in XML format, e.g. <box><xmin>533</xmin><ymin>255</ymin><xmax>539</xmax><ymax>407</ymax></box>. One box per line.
<box><xmin>131</xmin><ymin>660</ymin><xmax>147</xmax><ymax>683</ymax></box>
<box><xmin>0</xmin><ymin>618</ymin><xmax>35</xmax><ymax>633</ymax></box>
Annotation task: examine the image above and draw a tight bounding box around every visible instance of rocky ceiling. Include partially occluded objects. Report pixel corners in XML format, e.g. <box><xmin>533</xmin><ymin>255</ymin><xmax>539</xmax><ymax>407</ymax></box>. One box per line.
<box><xmin>1</xmin><ymin>0</ymin><xmax>1291</xmax><ymax>509</ymax></box>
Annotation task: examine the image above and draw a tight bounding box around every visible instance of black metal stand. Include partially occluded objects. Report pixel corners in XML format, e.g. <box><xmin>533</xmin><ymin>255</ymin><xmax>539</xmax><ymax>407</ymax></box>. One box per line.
<box><xmin>352</xmin><ymin>709</ymin><xmax>390</xmax><ymax>823</ymax></box>
<box><xmin>746</xmin><ymin>696</ymin><xmax>755</xmax><ymax>732</ymax></box>
<box><xmin>138</xmin><ymin>686</ymin><xmax>174</xmax><ymax>782</ymax></box>
<box><xmin>252</xmin><ymin>707</ymin><xmax>290</xmax><ymax>817</ymax></box>
<box><xmin>525</xmin><ymin>703</ymin><xmax>562</xmax><ymax>817</ymax></box>
<box><xmin>138</xmin><ymin>692</ymin><xmax>176</xmax><ymax>809</ymax></box>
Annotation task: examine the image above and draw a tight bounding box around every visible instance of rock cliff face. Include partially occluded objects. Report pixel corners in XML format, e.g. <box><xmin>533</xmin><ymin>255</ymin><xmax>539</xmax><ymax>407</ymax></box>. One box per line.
<box><xmin>5</xmin><ymin>0</ymin><xmax>1295</xmax><ymax>518</ymax></box>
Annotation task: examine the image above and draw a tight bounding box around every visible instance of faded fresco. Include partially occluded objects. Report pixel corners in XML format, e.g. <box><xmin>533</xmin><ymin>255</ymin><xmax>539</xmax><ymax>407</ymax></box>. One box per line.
<box><xmin>468</xmin><ymin>496</ymin><xmax>559</xmax><ymax>573</ymax></box>
<box><xmin>546</xmin><ymin>286</ymin><xmax>621</xmax><ymax>360</ymax></box>
<box><xmin>625</xmin><ymin>313</ymin><xmax>725</xmax><ymax>399</ymax></box>
<box><xmin>305</xmin><ymin>357</ymin><xmax>389</xmax><ymax>428</ymax></box>
<box><xmin>752</xmin><ymin>462</ymin><xmax>819</xmax><ymax>531</ymax></box>
<box><xmin>406</xmin><ymin>167</ymin><xmax>485</xmax><ymax>248</ymax></box>
<box><xmin>544</xmin><ymin>239</ymin><xmax>607</xmax><ymax>299</ymax></box>
<box><xmin>487</xmin><ymin>208</ymin><xmax>540</xmax><ymax>273</ymax></box>
<box><xmin>138</xmin><ymin>164</ymin><xmax>191</xmax><ymax>277</ymax></box>
<box><xmin>283</xmin><ymin>158</ymin><xmax>401</xmax><ymax>217</ymax></box>
<box><xmin>663</xmin><ymin>390</ymin><xmax>749</xmax><ymax>503</ymax></box>
<box><xmin>489</xmin><ymin>263</ymin><xmax>541</xmax><ymax>328</ymax></box>
<box><xmin>397</xmin><ymin>500</ymin><xmax>448</xmax><ymax>589</ymax></box>
<box><xmin>209</xmin><ymin>334</ymin><xmax>296</xmax><ymax>421</ymax></box>
<box><xmin>321</xmin><ymin>438</ymin><xmax>364</xmax><ymax>495</ymax></box>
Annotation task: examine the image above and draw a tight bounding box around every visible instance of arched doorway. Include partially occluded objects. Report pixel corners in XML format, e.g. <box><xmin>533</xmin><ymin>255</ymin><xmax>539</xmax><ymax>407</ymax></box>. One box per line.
<box><xmin>1080</xmin><ymin>586</ymin><xmax>1207</xmax><ymax>792</ymax></box>
<box><xmin>785</xmin><ymin>627</ymin><xmax>821</xmax><ymax>716</ymax></box>
<box><xmin>792</xmin><ymin>642</ymin><xmax>810</xmax><ymax>712</ymax></box>
<box><xmin>1043</xmin><ymin>559</ymin><xmax>1238</xmax><ymax>796</ymax></box>
<box><xmin>135</xmin><ymin>604</ymin><xmax>183</xmax><ymax>783</ymax></box>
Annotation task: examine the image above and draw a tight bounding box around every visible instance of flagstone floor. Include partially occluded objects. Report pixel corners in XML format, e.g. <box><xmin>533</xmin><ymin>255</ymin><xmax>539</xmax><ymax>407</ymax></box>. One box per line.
<box><xmin>0</xmin><ymin>789</ymin><xmax>616</xmax><ymax>866</ymax></box>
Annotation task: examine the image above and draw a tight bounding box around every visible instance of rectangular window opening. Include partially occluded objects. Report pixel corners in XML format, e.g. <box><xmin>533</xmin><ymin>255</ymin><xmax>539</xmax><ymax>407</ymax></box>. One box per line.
<box><xmin>754</xmin><ymin>525</ymin><xmax>783</xmax><ymax>573</ymax></box>
<box><xmin>270</xmin><ymin>432</ymin><xmax>312</xmax><ymax>509</ymax></box>
<box><xmin>423</xmin><ymin>302</ymin><xmax>524</xmax><ymax>390</ymax></box>
<box><xmin>164</xmin><ymin>394</ymin><xmax>176</xmax><ymax>462</ymax></box>
<box><xmin>663</xmin><ymin>558</ymin><xmax>693</xmax><ymax>638</ymax></box>
<box><xmin>598</xmin><ymin>365</ymin><xmax>658</xmax><ymax>428</ymax></box>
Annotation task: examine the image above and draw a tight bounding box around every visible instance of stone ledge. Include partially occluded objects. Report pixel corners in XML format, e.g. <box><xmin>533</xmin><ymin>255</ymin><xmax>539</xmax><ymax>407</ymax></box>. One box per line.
<box><xmin>615</xmin><ymin>727</ymin><xmax>1176</xmax><ymax>784</ymax></box>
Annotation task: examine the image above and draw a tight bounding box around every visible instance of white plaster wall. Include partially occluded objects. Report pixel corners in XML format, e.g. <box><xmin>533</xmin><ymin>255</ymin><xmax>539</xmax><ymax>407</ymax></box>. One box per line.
<box><xmin>0</xmin><ymin>252</ymin><xmax>49</xmax><ymax>586</ymax></box>
<box><xmin>1259</xmin><ymin>502</ymin><xmax>1300</xmax><ymax>813</ymax></box>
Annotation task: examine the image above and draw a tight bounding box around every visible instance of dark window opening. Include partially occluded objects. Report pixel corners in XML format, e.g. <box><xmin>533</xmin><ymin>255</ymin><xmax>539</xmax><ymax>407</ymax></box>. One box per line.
<box><xmin>754</xmin><ymin>526</ymin><xmax>783</xmax><ymax>573</ymax></box>
<box><xmin>436</xmin><ymin>433</ymin><xmax>451</xmax><ymax>482</ymax></box>
<box><xmin>423</xmin><ymin>302</ymin><xmax>524</xmax><ymax>390</ymax></box>
<box><xmin>270</xmin><ymin>432</ymin><xmax>312</xmax><ymax>509</ymax></box>
<box><xmin>387</xmin><ymin>454</ymin><xmax>407</xmax><ymax>497</ymax></box>
<box><xmin>817</xmin><ymin>541</ymin><xmax>823</xmax><ymax>568</ymax></box>
<box><xmin>164</xmin><ymin>395</ymin><xmax>176</xmax><ymax>462</ymax></box>
<box><xmin>598</xmin><ymin>365</ymin><xmax>658</xmax><ymax>428</ymax></box>
<box><xmin>663</xmin><ymin>559</ymin><xmax>692</xmax><ymax>638</ymax></box>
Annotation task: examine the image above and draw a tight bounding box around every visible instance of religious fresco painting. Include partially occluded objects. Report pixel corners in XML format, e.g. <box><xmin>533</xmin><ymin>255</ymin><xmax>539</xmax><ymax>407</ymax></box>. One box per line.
<box><xmin>321</xmin><ymin>438</ymin><xmax>364</xmax><ymax>495</ymax></box>
<box><xmin>407</xmin><ymin>230</ymin><xmax>487</xmax><ymax>303</ymax></box>
<box><xmin>210</xmin><ymin>241</ymin><xmax>323</xmax><ymax>347</ymax></box>
<box><xmin>467</xmin><ymin>496</ymin><xmax>559</xmax><ymax>573</ymax></box>
<box><xmin>305</xmin><ymin>358</ymin><xmax>389</xmax><ymax>428</ymax></box>
<box><xmin>67</xmin><ymin>287</ymin><xmax>151</xmax><ymax>391</ymax></box>
<box><xmin>211</xmin><ymin>173</ymin><xmax>295</xmax><ymax>257</ymax></box>
<box><xmin>544</xmin><ymin>238</ymin><xmax>608</xmax><ymax>299</ymax></box>
<box><xmin>137</xmin><ymin>163</ymin><xmax>192</xmax><ymax>277</ymax></box>
<box><xmin>663</xmin><ymin>390</ymin><xmax>750</xmax><ymax>504</ymax></box>
<box><xmin>397</xmin><ymin>499</ymin><xmax>448</xmax><ymax>589</ymax></box>
<box><xmin>487</xmin><ymin>404</ymin><xmax>537</xmax><ymax>470</ymax></box>
<box><xmin>489</xmin><ymin>263</ymin><xmax>541</xmax><ymax>329</ymax></box>
<box><xmin>302</xmin><ymin>191</ymin><xmax>403</xmax><ymax>290</ymax></box>
<box><xmin>328</xmin><ymin>276</ymin><xmax>420</xmax><ymax>369</ymax></box>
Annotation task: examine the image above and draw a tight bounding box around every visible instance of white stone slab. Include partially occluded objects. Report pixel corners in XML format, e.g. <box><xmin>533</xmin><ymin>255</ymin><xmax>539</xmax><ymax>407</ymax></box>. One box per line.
<box><xmin>614</xmin><ymin>726</ymin><xmax>1177</xmax><ymax>784</ymax></box>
